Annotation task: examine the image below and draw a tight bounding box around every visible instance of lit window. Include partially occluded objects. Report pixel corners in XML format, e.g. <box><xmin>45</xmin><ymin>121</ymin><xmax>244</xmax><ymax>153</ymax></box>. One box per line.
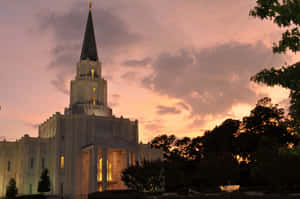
<box><xmin>97</xmin><ymin>158</ymin><xmax>102</xmax><ymax>182</ymax></box>
<box><xmin>60</xmin><ymin>156</ymin><xmax>64</xmax><ymax>169</ymax></box>
<box><xmin>93</xmin><ymin>88</ymin><xmax>96</xmax><ymax>105</ymax></box>
<box><xmin>107</xmin><ymin>160</ymin><xmax>112</xmax><ymax>181</ymax></box>
<box><xmin>91</xmin><ymin>69</ymin><xmax>95</xmax><ymax>79</ymax></box>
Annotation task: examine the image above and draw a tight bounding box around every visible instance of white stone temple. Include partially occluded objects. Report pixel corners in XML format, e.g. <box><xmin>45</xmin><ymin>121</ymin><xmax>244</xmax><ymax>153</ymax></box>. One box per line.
<box><xmin>0</xmin><ymin>2</ymin><xmax>162</xmax><ymax>199</ymax></box>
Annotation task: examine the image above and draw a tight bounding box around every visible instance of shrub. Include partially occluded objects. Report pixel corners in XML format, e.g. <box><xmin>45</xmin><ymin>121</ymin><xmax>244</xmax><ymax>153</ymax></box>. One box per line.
<box><xmin>121</xmin><ymin>160</ymin><xmax>165</xmax><ymax>192</ymax></box>
<box><xmin>16</xmin><ymin>194</ymin><xmax>46</xmax><ymax>199</ymax></box>
<box><xmin>88</xmin><ymin>190</ymin><xmax>143</xmax><ymax>199</ymax></box>
<box><xmin>6</xmin><ymin>178</ymin><xmax>18</xmax><ymax>199</ymax></box>
<box><xmin>38</xmin><ymin>169</ymin><xmax>51</xmax><ymax>193</ymax></box>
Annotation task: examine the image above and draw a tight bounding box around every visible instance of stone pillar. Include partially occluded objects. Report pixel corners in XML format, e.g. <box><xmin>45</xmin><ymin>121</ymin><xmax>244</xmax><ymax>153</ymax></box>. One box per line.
<box><xmin>135</xmin><ymin>147</ymin><xmax>139</xmax><ymax>165</ymax></box>
<box><xmin>102</xmin><ymin>148</ymin><xmax>107</xmax><ymax>191</ymax></box>
<box><xmin>92</xmin><ymin>147</ymin><xmax>98</xmax><ymax>192</ymax></box>
<box><xmin>88</xmin><ymin>150</ymin><xmax>92</xmax><ymax>193</ymax></box>
<box><xmin>126</xmin><ymin>149</ymin><xmax>130</xmax><ymax>167</ymax></box>
<box><xmin>88</xmin><ymin>147</ymin><xmax>98</xmax><ymax>193</ymax></box>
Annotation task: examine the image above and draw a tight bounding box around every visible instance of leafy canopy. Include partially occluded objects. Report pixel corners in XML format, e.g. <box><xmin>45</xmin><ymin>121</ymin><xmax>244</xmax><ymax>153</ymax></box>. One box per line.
<box><xmin>250</xmin><ymin>0</ymin><xmax>300</xmax><ymax>131</ymax></box>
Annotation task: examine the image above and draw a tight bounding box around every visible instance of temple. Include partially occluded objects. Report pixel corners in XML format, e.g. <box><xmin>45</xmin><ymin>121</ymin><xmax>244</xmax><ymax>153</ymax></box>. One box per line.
<box><xmin>0</xmin><ymin>2</ymin><xmax>162</xmax><ymax>199</ymax></box>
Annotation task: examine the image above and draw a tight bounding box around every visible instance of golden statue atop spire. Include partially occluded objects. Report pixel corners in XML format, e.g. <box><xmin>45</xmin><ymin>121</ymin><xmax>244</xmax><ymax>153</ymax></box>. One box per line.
<box><xmin>89</xmin><ymin>0</ymin><xmax>92</xmax><ymax>11</ymax></box>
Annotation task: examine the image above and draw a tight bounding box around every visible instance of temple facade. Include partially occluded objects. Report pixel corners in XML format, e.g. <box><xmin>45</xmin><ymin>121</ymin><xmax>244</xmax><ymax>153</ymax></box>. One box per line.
<box><xmin>0</xmin><ymin>3</ymin><xmax>162</xmax><ymax>199</ymax></box>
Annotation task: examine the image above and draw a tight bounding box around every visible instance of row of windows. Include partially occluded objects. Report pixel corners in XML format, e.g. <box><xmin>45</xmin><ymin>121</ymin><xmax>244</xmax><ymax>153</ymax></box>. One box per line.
<box><xmin>6</xmin><ymin>156</ymin><xmax>64</xmax><ymax>172</ymax></box>
<box><xmin>7</xmin><ymin>158</ymin><xmax>46</xmax><ymax>171</ymax></box>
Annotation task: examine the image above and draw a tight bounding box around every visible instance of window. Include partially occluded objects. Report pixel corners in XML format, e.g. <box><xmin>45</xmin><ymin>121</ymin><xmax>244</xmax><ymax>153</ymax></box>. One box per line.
<box><xmin>91</xmin><ymin>69</ymin><xmax>95</xmax><ymax>80</ymax></box>
<box><xmin>60</xmin><ymin>183</ymin><xmax>64</xmax><ymax>195</ymax></box>
<box><xmin>30</xmin><ymin>158</ymin><xmax>34</xmax><ymax>169</ymax></box>
<box><xmin>42</xmin><ymin>158</ymin><xmax>45</xmax><ymax>169</ymax></box>
<box><xmin>60</xmin><ymin>155</ymin><xmax>64</xmax><ymax>169</ymax></box>
<box><xmin>97</xmin><ymin>158</ymin><xmax>102</xmax><ymax>182</ymax></box>
<box><xmin>8</xmin><ymin>161</ymin><xmax>11</xmax><ymax>171</ymax></box>
<box><xmin>93</xmin><ymin>88</ymin><xmax>96</xmax><ymax>105</ymax></box>
<box><xmin>107</xmin><ymin>160</ymin><xmax>112</xmax><ymax>181</ymax></box>
<box><xmin>29</xmin><ymin>184</ymin><xmax>32</xmax><ymax>194</ymax></box>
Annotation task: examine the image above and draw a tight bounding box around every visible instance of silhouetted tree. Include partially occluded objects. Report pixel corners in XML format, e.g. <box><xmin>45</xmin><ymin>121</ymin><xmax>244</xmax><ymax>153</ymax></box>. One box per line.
<box><xmin>151</xmin><ymin>134</ymin><xmax>178</xmax><ymax>160</ymax></box>
<box><xmin>202</xmin><ymin>119</ymin><xmax>240</xmax><ymax>158</ymax></box>
<box><xmin>150</xmin><ymin>119</ymin><xmax>241</xmax><ymax>190</ymax></box>
<box><xmin>236</xmin><ymin>97</ymin><xmax>296</xmax><ymax>164</ymax></box>
<box><xmin>38</xmin><ymin>169</ymin><xmax>50</xmax><ymax>193</ymax></box>
<box><xmin>6</xmin><ymin>178</ymin><xmax>18</xmax><ymax>199</ymax></box>
<box><xmin>250</xmin><ymin>0</ymin><xmax>300</xmax><ymax>131</ymax></box>
<box><xmin>199</xmin><ymin>119</ymin><xmax>241</xmax><ymax>185</ymax></box>
<box><xmin>121</xmin><ymin>160</ymin><xmax>165</xmax><ymax>192</ymax></box>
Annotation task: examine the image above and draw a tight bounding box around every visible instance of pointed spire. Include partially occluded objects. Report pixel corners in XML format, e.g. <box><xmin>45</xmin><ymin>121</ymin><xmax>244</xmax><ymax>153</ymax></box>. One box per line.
<box><xmin>80</xmin><ymin>1</ymin><xmax>98</xmax><ymax>61</ymax></box>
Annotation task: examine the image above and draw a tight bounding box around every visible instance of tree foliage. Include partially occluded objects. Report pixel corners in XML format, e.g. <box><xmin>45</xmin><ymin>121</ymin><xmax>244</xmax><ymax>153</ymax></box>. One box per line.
<box><xmin>38</xmin><ymin>169</ymin><xmax>50</xmax><ymax>193</ymax></box>
<box><xmin>250</xmin><ymin>0</ymin><xmax>300</xmax><ymax>131</ymax></box>
<box><xmin>125</xmin><ymin>96</ymin><xmax>300</xmax><ymax>191</ymax></box>
<box><xmin>236</xmin><ymin>97</ymin><xmax>297</xmax><ymax>163</ymax></box>
<box><xmin>121</xmin><ymin>160</ymin><xmax>165</xmax><ymax>192</ymax></box>
<box><xmin>202</xmin><ymin>119</ymin><xmax>240</xmax><ymax>159</ymax></box>
<box><xmin>6</xmin><ymin>178</ymin><xmax>18</xmax><ymax>199</ymax></box>
<box><xmin>250</xmin><ymin>0</ymin><xmax>300</xmax><ymax>53</ymax></box>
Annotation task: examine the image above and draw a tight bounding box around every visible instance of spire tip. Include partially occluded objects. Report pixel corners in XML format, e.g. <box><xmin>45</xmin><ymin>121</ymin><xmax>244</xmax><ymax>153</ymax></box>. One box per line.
<box><xmin>89</xmin><ymin>0</ymin><xmax>92</xmax><ymax>11</ymax></box>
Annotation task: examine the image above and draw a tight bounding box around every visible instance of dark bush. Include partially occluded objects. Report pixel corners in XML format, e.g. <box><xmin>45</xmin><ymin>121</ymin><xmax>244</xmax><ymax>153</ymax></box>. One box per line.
<box><xmin>121</xmin><ymin>160</ymin><xmax>165</xmax><ymax>192</ymax></box>
<box><xmin>88</xmin><ymin>190</ymin><xmax>144</xmax><ymax>199</ymax></box>
<box><xmin>38</xmin><ymin>169</ymin><xmax>51</xmax><ymax>193</ymax></box>
<box><xmin>16</xmin><ymin>194</ymin><xmax>46</xmax><ymax>199</ymax></box>
<box><xmin>6</xmin><ymin>179</ymin><xmax>18</xmax><ymax>199</ymax></box>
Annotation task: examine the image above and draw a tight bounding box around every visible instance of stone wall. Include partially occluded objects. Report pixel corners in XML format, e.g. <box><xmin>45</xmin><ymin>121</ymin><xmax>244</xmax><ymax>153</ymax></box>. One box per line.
<box><xmin>0</xmin><ymin>113</ymin><xmax>154</xmax><ymax>198</ymax></box>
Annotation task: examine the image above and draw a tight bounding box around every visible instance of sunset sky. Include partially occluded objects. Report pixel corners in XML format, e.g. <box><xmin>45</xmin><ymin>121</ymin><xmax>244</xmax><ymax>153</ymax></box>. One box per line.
<box><xmin>0</xmin><ymin>0</ymin><xmax>297</xmax><ymax>143</ymax></box>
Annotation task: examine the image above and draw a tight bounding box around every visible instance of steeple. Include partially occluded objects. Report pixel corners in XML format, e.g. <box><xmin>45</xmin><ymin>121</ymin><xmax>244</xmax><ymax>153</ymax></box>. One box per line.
<box><xmin>80</xmin><ymin>1</ymin><xmax>98</xmax><ymax>61</ymax></box>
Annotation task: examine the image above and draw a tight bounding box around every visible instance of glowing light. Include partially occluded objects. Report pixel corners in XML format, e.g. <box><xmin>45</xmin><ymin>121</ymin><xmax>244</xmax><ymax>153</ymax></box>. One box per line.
<box><xmin>89</xmin><ymin>0</ymin><xmax>92</xmax><ymax>11</ymax></box>
<box><xmin>97</xmin><ymin>158</ymin><xmax>102</xmax><ymax>182</ymax></box>
<box><xmin>60</xmin><ymin>156</ymin><xmax>64</xmax><ymax>169</ymax></box>
<box><xmin>91</xmin><ymin>69</ymin><xmax>95</xmax><ymax>80</ymax></box>
<box><xmin>97</xmin><ymin>158</ymin><xmax>112</xmax><ymax>182</ymax></box>
<box><xmin>93</xmin><ymin>88</ymin><xmax>96</xmax><ymax>105</ymax></box>
<box><xmin>107</xmin><ymin>160</ymin><xmax>112</xmax><ymax>181</ymax></box>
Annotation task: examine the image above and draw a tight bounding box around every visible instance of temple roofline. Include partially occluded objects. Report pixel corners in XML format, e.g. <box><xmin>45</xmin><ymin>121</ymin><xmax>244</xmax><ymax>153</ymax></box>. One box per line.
<box><xmin>80</xmin><ymin>4</ymin><xmax>98</xmax><ymax>61</ymax></box>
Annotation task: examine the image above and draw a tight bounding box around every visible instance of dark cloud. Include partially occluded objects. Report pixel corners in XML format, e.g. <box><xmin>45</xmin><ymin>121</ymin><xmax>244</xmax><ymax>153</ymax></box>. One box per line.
<box><xmin>176</xmin><ymin>102</ymin><xmax>189</xmax><ymax>111</ymax></box>
<box><xmin>188</xmin><ymin>119</ymin><xmax>206</xmax><ymax>129</ymax></box>
<box><xmin>109</xmin><ymin>94</ymin><xmax>121</xmax><ymax>107</ymax></box>
<box><xmin>143</xmin><ymin>41</ymin><xmax>288</xmax><ymax>116</ymax></box>
<box><xmin>50</xmin><ymin>74</ymin><xmax>69</xmax><ymax>95</ymax></box>
<box><xmin>24</xmin><ymin>122</ymin><xmax>39</xmax><ymax>129</ymax></box>
<box><xmin>39</xmin><ymin>2</ymin><xmax>142</xmax><ymax>94</ymax></box>
<box><xmin>122</xmin><ymin>57</ymin><xmax>152</xmax><ymax>67</ymax></box>
<box><xmin>156</xmin><ymin>105</ymin><xmax>181</xmax><ymax>115</ymax></box>
<box><xmin>121</xmin><ymin>72</ymin><xmax>138</xmax><ymax>81</ymax></box>
<box><xmin>141</xmin><ymin>119</ymin><xmax>165</xmax><ymax>132</ymax></box>
<box><xmin>112</xmin><ymin>94</ymin><xmax>120</xmax><ymax>99</ymax></box>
